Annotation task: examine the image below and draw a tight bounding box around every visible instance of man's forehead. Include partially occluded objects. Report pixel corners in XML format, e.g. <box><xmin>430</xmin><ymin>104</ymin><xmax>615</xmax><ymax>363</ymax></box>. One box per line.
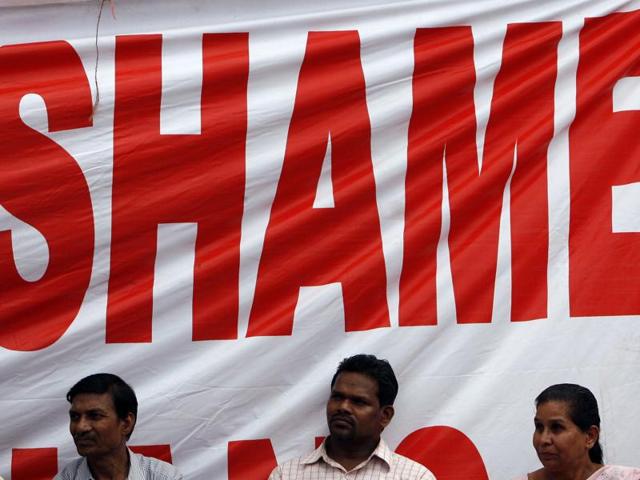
<box><xmin>332</xmin><ymin>371</ymin><xmax>379</xmax><ymax>395</ymax></box>
<box><xmin>70</xmin><ymin>392</ymin><xmax>116</xmax><ymax>412</ymax></box>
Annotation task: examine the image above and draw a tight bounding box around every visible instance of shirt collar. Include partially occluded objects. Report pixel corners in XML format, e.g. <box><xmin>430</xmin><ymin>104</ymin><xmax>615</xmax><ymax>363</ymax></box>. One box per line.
<box><xmin>302</xmin><ymin>437</ymin><xmax>393</xmax><ymax>472</ymax></box>
<box><xmin>128</xmin><ymin>448</ymin><xmax>143</xmax><ymax>479</ymax></box>
<box><xmin>77</xmin><ymin>448</ymin><xmax>139</xmax><ymax>480</ymax></box>
<box><xmin>76</xmin><ymin>457</ymin><xmax>93</xmax><ymax>480</ymax></box>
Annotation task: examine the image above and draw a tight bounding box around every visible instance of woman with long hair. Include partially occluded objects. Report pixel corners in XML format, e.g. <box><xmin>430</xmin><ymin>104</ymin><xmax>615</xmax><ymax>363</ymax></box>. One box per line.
<box><xmin>514</xmin><ymin>384</ymin><xmax>639</xmax><ymax>480</ymax></box>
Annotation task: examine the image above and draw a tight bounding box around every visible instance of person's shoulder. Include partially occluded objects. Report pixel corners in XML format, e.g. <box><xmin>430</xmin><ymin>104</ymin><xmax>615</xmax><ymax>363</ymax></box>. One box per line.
<box><xmin>600</xmin><ymin>465</ymin><xmax>640</xmax><ymax>479</ymax></box>
<box><xmin>269</xmin><ymin>453</ymin><xmax>310</xmax><ymax>472</ymax></box>
<box><xmin>54</xmin><ymin>457</ymin><xmax>85</xmax><ymax>480</ymax></box>
<box><xmin>268</xmin><ymin>449</ymin><xmax>323</xmax><ymax>479</ymax></box>
<box><xmin>133</xmin><ymin>451</ymin><xmax>183</xmax><ymax>480</ymax></box>
<box><xmin>276</xmin><ymin>454</ymin><xmax>307</xmax><ymax>466</ymax></box>
<box><xmin>268</xmin><ymin>455</ymin><xmax>302</xmax><ymax>480</ymax></box>
<box><xmin>389</xmin><ymin>450</ymin><xmax>437</xmax><ymax>479</ymax></box>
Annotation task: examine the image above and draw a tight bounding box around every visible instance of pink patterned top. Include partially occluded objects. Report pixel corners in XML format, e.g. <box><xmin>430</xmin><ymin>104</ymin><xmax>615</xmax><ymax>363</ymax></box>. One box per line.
<box><xmin>513</xmin><ymin>465</ymin><xmax>640</xmax><ymax>480</ymax></box>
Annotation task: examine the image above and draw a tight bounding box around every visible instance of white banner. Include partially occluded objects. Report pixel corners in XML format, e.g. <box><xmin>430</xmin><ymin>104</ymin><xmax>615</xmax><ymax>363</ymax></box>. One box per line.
<box><xmin>1</xmin><ymin>1</ymin><xmax>640</xmax><ymax>478</ymax></box>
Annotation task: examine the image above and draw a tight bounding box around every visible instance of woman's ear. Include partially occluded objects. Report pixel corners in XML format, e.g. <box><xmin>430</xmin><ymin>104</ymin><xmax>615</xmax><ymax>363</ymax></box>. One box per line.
<box><xmin>585</xmin><ymin>425</ymin><xmax>599</xmax><ymax>449</ymax></box>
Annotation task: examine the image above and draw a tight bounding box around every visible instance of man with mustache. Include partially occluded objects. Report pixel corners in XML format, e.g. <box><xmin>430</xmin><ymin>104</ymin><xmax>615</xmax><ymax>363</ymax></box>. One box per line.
<box><xmin>55</xmin><ymin>373</ymin><xmax>182</xmax><ymax>480</ymax></box>
<box><xmin>269</xmin><ymin>354</ymin><xmax>436</xmax><ymax>479</ymax></box>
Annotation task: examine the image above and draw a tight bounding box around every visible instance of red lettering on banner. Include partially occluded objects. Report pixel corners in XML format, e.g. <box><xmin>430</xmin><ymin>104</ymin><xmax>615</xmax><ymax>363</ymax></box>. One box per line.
<box><xmin>108</xmin><ymin>34</ymin><xmax>248</xmax><ymax>342</ymax></box>
<box><xmin>486</xmin><ymin>22</ymin><xmax>559</xmax><ymax>322</ymax></box>
<box><xmin>228</xmin><ymin>439</ymin><xmax>277</xmax><ymax>480</ymax></box>
<box><xmin>401</xmin><ymin>27</ymin><xmax>477</xmax><ymax>326</ymax></box>
<box><xmin>3</xmin><ymin>20</ymin><xmax>630</xmax><ymax>347</ymax></box>
<box><xmin>248</xmin><ymin>31</ymin><xmax>390</xmax><ymax>336</ymax></box>
<box><xmin>11</xmin><ymin>448</ymin><xmax>57</xmax><ymax>480</ymax></box>
<box><xmin>401</xmin><ymin>23</ymin><xmax>559</xmax><ymax>325</ymax></box>
<box><xmin>569</xmin><ymin>10</ymin><xmax>640</xmax><ymax>316</ymax></box>
<box><xmin>130</xmin><ymin>444</ymin><xmax>173</xmax><ymax>463</ymax></box>
<box><xmin>396</xmin><ymin>426</ymin><xmax>488</xmax><ymax>480</ymax></box>
<box><xmin>0</xmin><ymin>41</ymin><xmax>94</xmax><ymax>351</ymax></box>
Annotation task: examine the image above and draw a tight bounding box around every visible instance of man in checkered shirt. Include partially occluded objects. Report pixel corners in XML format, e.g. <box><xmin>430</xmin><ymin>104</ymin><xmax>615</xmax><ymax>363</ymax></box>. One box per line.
<box><xmin>269</xmin><ymin>354</ymin><xmax>436</xmax><ymax>479</ymax></box>
<box><xmin>55</xmin><ymin>373</ymin><xmax>182</xmax><ymax>480</ymax></box>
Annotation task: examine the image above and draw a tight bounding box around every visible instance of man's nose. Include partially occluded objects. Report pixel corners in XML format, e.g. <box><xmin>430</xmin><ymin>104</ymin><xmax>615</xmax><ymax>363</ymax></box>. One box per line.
<box><xmin>75</xmin><ymin>417</ymin><xmax>92</xmax><ymax>433</ymax></box>
<box><xmin>337</xmin><ymin>398</ymin><xmax>353</xmax><ymax>413</ymax></box>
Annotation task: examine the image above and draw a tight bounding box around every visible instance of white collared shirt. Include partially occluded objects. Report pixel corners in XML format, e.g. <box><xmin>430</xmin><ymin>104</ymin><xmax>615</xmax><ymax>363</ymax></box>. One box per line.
<box><xmin>269</xmin><ymin>438</ymin><xmax>436</xmax><ymax>479</ymax></box>
<box><xmin>54</xmin><ymin>448</ymin><xmax>182</xmax><ymax>480</ymax></box>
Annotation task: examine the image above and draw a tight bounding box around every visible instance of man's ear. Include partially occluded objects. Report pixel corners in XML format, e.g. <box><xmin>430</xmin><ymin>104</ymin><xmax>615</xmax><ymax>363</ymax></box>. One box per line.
<box><xmin>121</xmin><ymin>412</ymin><xmax>136</xmax><ymax>439</ymax></box>
<box><xmin>585</xmin><ymin>425</ymin><xmax>599</xmax><ymax>450</ymax></box>
<box><xmin>380</xmin><ymin>405</ymin><xmax>395</xmax><ymax>431</ymax></box>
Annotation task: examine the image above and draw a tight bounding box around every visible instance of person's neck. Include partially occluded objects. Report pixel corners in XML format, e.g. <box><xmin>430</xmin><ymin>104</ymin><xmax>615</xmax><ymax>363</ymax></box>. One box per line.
<box><xmin>87</xmin><ymin>446</ymin><xmax>130</xmax><ymax>480</ymax></box>
<box><xmin>540</xmin><ymin>462</ymin><xmax>603</xmax><ymax>480</ymax></box>
<box><xmin>325</xmin><ymin>435</ymin><xmax>380</xmax><ymax>472</ymax></box>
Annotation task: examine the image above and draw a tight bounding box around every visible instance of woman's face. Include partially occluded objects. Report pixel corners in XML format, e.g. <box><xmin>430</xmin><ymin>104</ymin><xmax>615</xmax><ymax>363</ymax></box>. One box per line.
<box><xmin>533</xmin><ymin>400</ymin><xmax>598</xmax><ymax>473</ymax></box>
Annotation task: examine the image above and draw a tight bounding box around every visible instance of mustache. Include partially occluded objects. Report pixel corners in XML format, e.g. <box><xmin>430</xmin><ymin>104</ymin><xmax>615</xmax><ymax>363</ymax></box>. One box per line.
<box><xmin>330</xmin><ymin>413</ymin><xmax>354</xmax><ymax>425</ymax></box>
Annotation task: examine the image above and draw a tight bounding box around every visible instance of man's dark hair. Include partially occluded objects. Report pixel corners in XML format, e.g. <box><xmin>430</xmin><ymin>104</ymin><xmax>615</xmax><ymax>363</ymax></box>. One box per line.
<box><xmin>536</xmin><ymin>383</ymin><xmax>603</xmax><ymax>464</ymax></box>
<box><xmin>67</xmin><ymin>373</ymin><xmax>138</xmax><ymax>438</ymax></box>
<box><xmin>331</xmin><ymin>354</ymin><xmax>398</xmax><ymax>406</ymax></box>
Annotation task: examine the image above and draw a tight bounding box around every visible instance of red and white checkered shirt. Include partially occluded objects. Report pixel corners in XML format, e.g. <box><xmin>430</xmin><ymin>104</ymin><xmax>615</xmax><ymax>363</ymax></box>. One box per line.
<box><xmin>269</xmin><ymin>438</ymin><xmax>436</xmax><ymax>480</ymax></box>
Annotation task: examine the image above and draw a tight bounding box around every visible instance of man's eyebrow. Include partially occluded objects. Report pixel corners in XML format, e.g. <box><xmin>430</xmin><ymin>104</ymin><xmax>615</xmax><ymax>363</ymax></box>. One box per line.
<box><xmin>69</xmin><ymin>408</ymin><xmax>108</xmax><ymax>415</ymax></box>
<box><xmin>349</xmin><ymin>394</ymin><xmax>370</xmax><ymax>402</ymax></box>
<box><xmin>332</xmin><ymin>390</ymin><xmax>370</xmax><ymax>402</ymax></box>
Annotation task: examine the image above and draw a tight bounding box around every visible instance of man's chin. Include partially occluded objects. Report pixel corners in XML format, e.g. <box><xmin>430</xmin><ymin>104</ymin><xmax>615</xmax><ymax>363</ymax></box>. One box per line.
<box><xmin>74</xmin><ymin>442</ymin><xmax>96</xmax><ymax>456</ymax></box>
<box><xmin>328</xmin><ymin>425</ymin><xmax>355</xmax><ymax>440</ymax></box>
